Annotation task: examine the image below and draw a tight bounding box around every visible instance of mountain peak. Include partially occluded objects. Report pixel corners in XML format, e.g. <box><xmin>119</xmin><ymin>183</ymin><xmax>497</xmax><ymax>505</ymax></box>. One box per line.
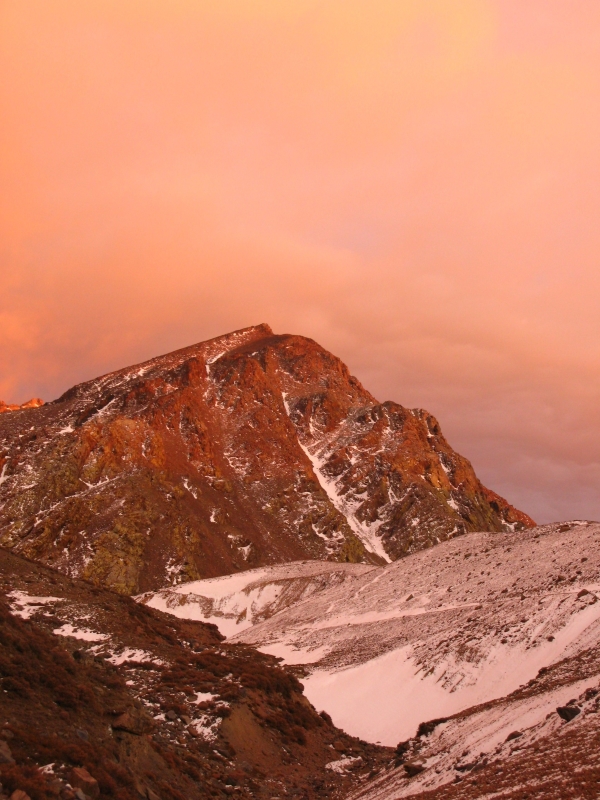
<box><xmin>0</xmin><ymin>398</ymin><xmax>44</xmax><ymax>413</ymax></box>
<box><xmin>0</xmin><ymin>326</ymin><xmax>533</xmax><ymax>593</ymax></box>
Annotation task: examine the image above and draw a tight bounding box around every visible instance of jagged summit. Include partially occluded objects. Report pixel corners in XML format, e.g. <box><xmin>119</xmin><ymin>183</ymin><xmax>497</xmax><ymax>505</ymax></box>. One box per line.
<box><xmin>0</xmin><ymin>325</ymin><xmax>533</xmax><ymax>593</ymax></box>
<box><xmin>0</xmin><ymin>397</ymin><xmax>44</xmax><ymax>413</ymax></box>
<box><xmin>54</xmin><ymin>323</ymin><xmax>275</xmax><ymax>406</ymax></box>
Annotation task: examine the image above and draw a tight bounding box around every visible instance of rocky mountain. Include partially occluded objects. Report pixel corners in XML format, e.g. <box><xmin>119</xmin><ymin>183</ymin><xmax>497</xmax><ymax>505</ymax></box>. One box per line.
<box><xmin>141</xmin><ymin>520</ymin><xmax>600</xmax><ymax>798</ymax></box>
<box><xmin>0</xmin><ymin>324</ymin><xmax>533</xmax><ymax>594</ymax></box>
<box><xmin>0</xmin><ymin>399</ymin><xmax>44</xmax><ymax>414</ymax></box>
<box><xmin>0</xmin><ymin>546</ymin><xmax>393</xmax><ymax>800</ymax></box>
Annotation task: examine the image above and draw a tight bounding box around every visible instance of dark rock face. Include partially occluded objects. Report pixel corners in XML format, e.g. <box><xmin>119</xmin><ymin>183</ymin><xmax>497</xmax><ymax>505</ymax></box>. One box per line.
<box><xmin>0</xmin><ymin>324</ymin><xmax>533</xmax><ymax>593</ymax></box>
<box><xmin>0</xmin><ymin>740</ymin><xmax>15</xmax><ymax>764</ymax></box>
<box><xmin>557</xmin><ymin>705</ymin><xmax>581</xmax><ymax>722</ymax></box>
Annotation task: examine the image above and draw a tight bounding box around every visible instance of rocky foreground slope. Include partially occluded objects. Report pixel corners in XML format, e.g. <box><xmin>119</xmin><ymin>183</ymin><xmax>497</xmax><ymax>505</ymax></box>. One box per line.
<box><xmin>0</xmin><ymin>547</ymin><xmax>393</xmax><ymax>800</ymax></box>
<box><xmin>0</xmin><ymin>325</ymin><xmax>532</xmax><ymax>594</ymax></box>
<box><xmin>142</xmin><ymin>521</ymin><xmax>600</xmax><ymax>798</ymax></box>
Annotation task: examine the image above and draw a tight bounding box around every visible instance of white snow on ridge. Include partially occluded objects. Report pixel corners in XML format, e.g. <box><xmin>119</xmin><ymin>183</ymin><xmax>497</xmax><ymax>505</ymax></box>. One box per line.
<box><xmin>8</xmin><ymin>590</ymin><xmax>62</xmax><ymax>619</ymax></box>
<box><xmin>138</xmin><ymin>561</ymin><xmax>373</xmax><ymax>638</ymax></box>
<box><xmin>298</xmin><ymin>440</ymin><xmax>391</xmax><ymax>563</ymax></box>
<box><xmin>52</xmin><ymin>623</ymin><xmax>108</xmax><ymax>642</ymax></box>
<box><xmin>107</xmin><ymin>648</ymin><xmax>155</xmax><ymax>665</ymax></box>
<box><xmin>352</xmin><ymin>674</ymin><xmax>600</xmax><ymax>800</ymax></box>
<box><xmin>281</xmin><ymin>391</ymin><xmax>391</xmax><ymax>563</ymax></box>
<box><xmin>301</xmin><ymin>598</ymin><xmax>600</xmax><ymax>744</ymax></box>
<box><xmin>137</xmin><ymin>522</ymin><xmax>600</xmax><ymax>750</ymax></box>
<box><xmin>232</xmin><ymin>521</ymin><xmax>600</xmax><ymax>744</ymax></box>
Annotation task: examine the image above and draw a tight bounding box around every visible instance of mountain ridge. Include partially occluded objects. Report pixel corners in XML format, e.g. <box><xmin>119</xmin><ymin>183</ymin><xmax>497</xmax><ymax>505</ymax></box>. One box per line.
<box><xmin>0</xmin><ymin>398</ymin><xmax>44</xmax><ymax>414</ymax></box>
<box><xmin>0</xmin><ymin>324</ymin><xmax>533</xmax><ymax>594</ymax></box>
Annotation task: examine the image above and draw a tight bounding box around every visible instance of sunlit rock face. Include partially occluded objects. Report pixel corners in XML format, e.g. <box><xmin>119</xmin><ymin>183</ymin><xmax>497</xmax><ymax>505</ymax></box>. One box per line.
<box><xmin>0</xmin><ymin>398</ymin><xmax>44</xmax><ymax>413</ymax></box>
<box><xmin>0</xmin><ymin>324</ymin><xmax>533</xmax><ymax>593</ymax></box>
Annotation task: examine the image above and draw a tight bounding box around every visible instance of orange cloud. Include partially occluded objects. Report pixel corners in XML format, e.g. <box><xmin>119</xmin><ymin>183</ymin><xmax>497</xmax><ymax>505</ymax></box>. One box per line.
<box><xmin>1</xmin><ymin>1</ymin><xmax>599</xmax><ymax>522</ymax></box>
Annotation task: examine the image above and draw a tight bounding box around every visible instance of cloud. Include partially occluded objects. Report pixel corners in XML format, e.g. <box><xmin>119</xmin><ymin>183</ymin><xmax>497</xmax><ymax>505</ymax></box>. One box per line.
<box><xmin>1</xmin><ymin>0</ymin><xmax>599</xmax><ymax>523</ymax></box>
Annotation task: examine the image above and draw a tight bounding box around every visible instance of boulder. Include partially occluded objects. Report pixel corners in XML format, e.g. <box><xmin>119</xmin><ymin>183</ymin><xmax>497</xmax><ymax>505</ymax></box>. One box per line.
<box><xmin>47</xmin><ymin>778</ymin><xmax>64</xmax><ymax>796</ymax></box>
<box><xmin>557</xmin><ymin>706</ymin><xmax>580</xmax><ymax>722</ymax></box>
<box><xmin>404</xmin><ymin>761</ymin><xmax>426</xmax><ymax>777</ymax></box>
<box><xmin>0</xmin><ymin>741</ymin><xmax>14</xmax><ymax>765</ymax></box>
<box><xmin>112</xmin><ymin>709</ymin><xmax>154</xmax><ymax>735</ymax></box>
<box><xmin>70</xmin><ymin>767</ymin><xmax>99</xmax><ymax>799</ymax></box>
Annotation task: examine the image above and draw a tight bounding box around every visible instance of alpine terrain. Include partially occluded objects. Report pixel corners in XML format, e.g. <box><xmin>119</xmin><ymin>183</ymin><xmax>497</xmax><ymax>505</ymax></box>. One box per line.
<box><xmin>0</xmin><ymin>546</ymin><xmax>393</xmax><ymax>800</ymax></box>
<box><xmin>3</xmin><ymin>325</ymin><xmax>594</xmax><ymax>800</ymax></box>
<box><xmin>142</xmin><ymin>520</ymin><xmax>600</xmax><ymax>799</ymax></box>
<box><xmin>0</xmin><ymin>325</ymin><xmax>532</xmax><ymax>595</ymax></box>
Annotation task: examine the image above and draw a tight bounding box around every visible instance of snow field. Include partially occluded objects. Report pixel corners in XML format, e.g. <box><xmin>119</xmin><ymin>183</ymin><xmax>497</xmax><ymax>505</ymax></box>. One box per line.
<box><xmin>141</xmin><ymin>522</ymin><xmax>600</xmax><ymax>754</ymax></box>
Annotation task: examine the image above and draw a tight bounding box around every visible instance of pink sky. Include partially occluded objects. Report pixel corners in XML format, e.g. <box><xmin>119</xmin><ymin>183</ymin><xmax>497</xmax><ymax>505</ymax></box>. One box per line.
<box><xmin>1</xmin><ymin>1</ymin><xmax>599</xmax><ymax>523</ymax></box>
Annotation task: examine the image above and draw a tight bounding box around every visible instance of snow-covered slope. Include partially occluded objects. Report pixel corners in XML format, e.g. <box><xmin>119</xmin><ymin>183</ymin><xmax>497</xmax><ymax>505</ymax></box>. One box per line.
<box><xmin>141</xmin><ymin>521</ymin><xmax>600</xmax><ymax>754</ymax></box>
<box><xmin>350</xmin><ymin>642</ymin><xmax>600</xmax><ymax>799</ymax></box>
<box><xmin>1</xmin><ymin>547</ymin><xmax>393</xmax><ymax>800</ymax></box>
<box><xmin>138</xmin><ymin>560</ymin><xmax>374</xmax><ymax>637</ymax></box>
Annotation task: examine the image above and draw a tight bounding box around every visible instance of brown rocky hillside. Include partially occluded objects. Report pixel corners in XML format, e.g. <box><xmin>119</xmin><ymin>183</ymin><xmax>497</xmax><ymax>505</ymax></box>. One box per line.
<box><xmin>0</xmin><ymin>325</ymin><xmax>533</xmax><ymax>593</ymax></box>
<box><xmin>0</xmin><ymin>547</ymin><xmax>391</xmax><ymax>800</ymax></box>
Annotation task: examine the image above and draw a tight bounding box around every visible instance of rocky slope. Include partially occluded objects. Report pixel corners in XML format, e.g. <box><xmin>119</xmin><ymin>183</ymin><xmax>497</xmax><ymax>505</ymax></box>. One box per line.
<box><xmin>141</xmin><ymin>521</ymin><xmax>600</xmax><ymax>798</ymax></box>
<box><xmin>0</xmin><ymin>324</ymin><xmax>532</xmax><ymax>593</ymax></box>
<box><xmin>0</xmin><ymin>547</ymin><xmax>393</xmax><ymax>800</ymax></box>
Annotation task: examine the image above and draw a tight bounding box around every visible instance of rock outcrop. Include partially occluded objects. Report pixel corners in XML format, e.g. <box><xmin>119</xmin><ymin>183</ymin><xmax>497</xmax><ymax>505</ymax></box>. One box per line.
<box><xmin>0</xmin><ymin>398</ymin><xmax>44</xmax><ymax>414</ymax></box>
<box><xmin>0</xmin><ymin>325</ymin><xmax>533</xmax><ymax>593</ymax></box>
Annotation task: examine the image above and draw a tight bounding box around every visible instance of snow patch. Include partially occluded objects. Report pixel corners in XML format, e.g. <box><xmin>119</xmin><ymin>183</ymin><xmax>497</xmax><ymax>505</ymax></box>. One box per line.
<box><xmin>447</xmin><ymin>496</ymin><xmax>459</xmax><ymax>512</ymax></box>
<box><xmin>282</xmin><ymin>391</ymin><xmax>390</xmax><ymax>562</ymax></box>
<box><xmin>192</xmin><ymin>716</ymin><xmax>221</xmax><ymax>742</ymax></box>
<box><xmin>326</xmin><ymin>756</ymin><xmax>362</xmax><ymax>774</ymax></box>
<box><xmin>52</xmin><ymin>623</ymin><xmax>108</xmax><ymax>642</ymax></box>
<box><xmin>305</xmin><ymin>449</ymin><xmax>390</xmax><ymax>562</ymax></box>
<box><xmin>300</xmin><ymin>609</ymin><xmax>600</xmax><ymax>746</ymax></box>
<box><xmin>8</xmin><ymin>590</ymin><xmax>62</xmax><ymax>619</ymax></box>
<box><xmin>138</xmin><ymin>561</ymin><xmax>373</xmax><ymax>637</ymax></box>
<box><xmin>107</xmin><ymin>648</ymin><xmax>155</xmax><ymax>665</ymax></box>
<box><xmin>182</xmin><ymin>478</ymin><xmax>198</xmax><ymax>499</ymax></box>
<box><xmin>193</xmin><ymin>692</ymin><xmax>217</xmax><ymax>704</ymax></box>
<box><xmin>0</xmin><ymin>464</ymin><xmax>9</xmax><ymax>486</ymax></box>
